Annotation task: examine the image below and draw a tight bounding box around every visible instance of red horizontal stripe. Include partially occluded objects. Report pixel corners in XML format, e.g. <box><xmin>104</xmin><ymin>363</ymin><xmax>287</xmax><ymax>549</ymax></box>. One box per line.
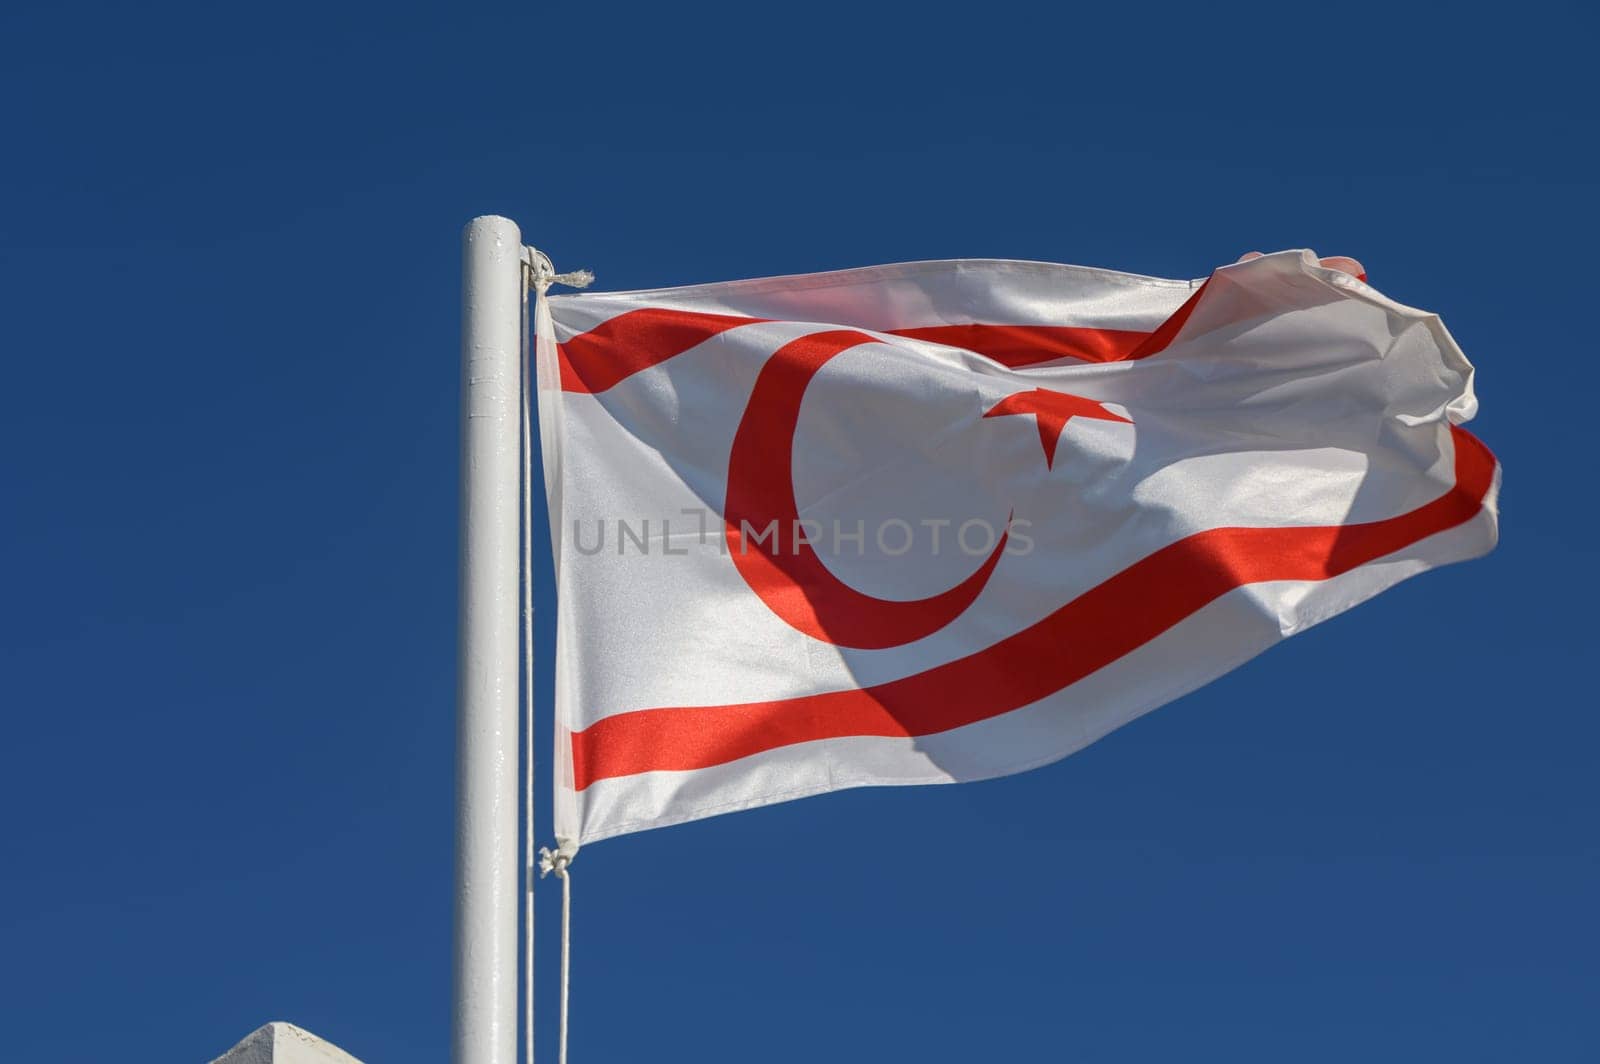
<box><xmin>571</xmin><ymin>427</ymin><xmax>1496</xmax><ymax>790</ymax></box>
<box><xmin>888</xmin><ymin>323</ymin><xmax>1151</xmax><ymax>366</ymax></box>
<box><xmin>557</xmin><ymin>312</ymin><xmax>1173</xmax><ymax>394</ymax></box>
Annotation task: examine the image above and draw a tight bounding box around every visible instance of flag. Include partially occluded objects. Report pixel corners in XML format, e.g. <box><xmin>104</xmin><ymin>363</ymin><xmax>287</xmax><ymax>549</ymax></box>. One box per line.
<box><xmin>534</xmin><ymin>250</ymin><xmax>1499</xmax><ymax>848</ymax></box>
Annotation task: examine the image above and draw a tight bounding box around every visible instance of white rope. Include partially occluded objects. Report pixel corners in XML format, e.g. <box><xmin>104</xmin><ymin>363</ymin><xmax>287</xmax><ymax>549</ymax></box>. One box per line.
<box><xmin>523</xmin><ymin>246</ymin><xmax>589</xmax><ymax>1064</ymax></box>
<box><xmin>538</xmin><ymin>846</ymin><xmax>574</xmax><ymax>1064</ymax></box>
<box><xmin>519</xmin><ymin>259</ymin><xmax>536</xmax><ymax>1064</ymax></box>
<box><xmin>527</xmin><ymin>247</ymin><xmax>594</xmax><ymax>296</ymax></box>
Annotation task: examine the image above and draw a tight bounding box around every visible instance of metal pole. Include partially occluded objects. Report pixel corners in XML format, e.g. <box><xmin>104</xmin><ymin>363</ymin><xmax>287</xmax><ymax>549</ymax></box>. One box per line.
<box><xmin>455</xmin><ymin>215</ymin><xmax>523</xmax><ymax>1064</ymax></box>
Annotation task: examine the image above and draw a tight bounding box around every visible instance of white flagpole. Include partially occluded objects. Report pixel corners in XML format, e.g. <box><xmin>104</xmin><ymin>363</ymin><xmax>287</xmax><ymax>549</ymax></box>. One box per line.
<box><xmin>455</xmin><ymin>215</ymin><xmax>524</xmax><ymax>1064</ymax></box>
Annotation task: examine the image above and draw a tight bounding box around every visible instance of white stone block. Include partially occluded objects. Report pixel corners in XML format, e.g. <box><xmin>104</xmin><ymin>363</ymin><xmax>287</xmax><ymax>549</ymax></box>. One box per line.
<box><xmin>210</xmin><ymin>1022</ymin><xmax>364</xmax><ymax>1064</ymax></box>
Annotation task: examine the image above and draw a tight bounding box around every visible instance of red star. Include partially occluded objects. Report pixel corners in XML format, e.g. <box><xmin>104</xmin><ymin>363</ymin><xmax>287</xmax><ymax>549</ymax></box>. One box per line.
<box><xmin>983</xmin><ymin>388</ymin><xmax>1131</xmax><ymax>469</ymax></box>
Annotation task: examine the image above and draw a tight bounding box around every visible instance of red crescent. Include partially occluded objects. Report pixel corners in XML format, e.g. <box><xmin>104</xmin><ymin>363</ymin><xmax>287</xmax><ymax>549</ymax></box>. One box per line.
<box><xmin>724</xmin><ymin>329</ymin><xmax>1010</xmax><ymax>650</ymax></box>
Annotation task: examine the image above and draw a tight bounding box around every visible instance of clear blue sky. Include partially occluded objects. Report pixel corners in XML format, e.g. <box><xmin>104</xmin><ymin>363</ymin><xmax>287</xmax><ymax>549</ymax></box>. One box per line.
<box><xmin>3</xmin><ymin>3</ymin><xmax>1595</xmax><ymax>1061</ymax></box>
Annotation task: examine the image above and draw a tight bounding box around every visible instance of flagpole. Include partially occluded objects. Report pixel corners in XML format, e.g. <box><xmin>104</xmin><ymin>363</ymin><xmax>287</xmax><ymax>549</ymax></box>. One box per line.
<box><xmin>455</xmin><ymin>215</ymin><xmax>524</xmax><ymax>1064</ymax></box>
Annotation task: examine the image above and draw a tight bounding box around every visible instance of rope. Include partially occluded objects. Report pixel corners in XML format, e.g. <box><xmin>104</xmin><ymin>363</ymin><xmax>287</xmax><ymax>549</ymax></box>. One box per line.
<box><xmin>524</xmin><ymin>246</ymin><xmax>589</xmax><ymax>1064</ymax></box>
<box><xmin>538</xmin><ymin>846</ymin><xmax>574</xmax><ymax>1064</ymax></box>
<box><xmin>527</xmin><ymin>247</ymin><xmax>594</xmax><ymax>296</ymax></box>
<box><xmin>519</xmin><ymin>258</ymin><xmax>536</xmax><ymax>1064</ymax></box>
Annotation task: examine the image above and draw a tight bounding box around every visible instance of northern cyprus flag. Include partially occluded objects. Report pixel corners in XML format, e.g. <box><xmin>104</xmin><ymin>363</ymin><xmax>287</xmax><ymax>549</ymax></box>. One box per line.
<box><xmin>534</xmin><ymin>250</ymin><xmax>1499</xmax><ymax>850</ymax></box>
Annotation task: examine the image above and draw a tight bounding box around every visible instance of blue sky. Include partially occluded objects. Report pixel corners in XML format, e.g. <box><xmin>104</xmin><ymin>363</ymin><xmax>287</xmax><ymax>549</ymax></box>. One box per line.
<box><xmin>2</xmin><ymin>3</ymin><xmax>1595</xmax><ymax>1061</ymax></box>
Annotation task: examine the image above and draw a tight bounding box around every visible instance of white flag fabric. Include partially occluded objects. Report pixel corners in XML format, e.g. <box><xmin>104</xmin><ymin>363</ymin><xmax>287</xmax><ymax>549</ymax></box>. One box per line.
<box><xmin>535</xmin><ymin>250</ymin><xmax>1499</xmax><ymax>850</ymax></box>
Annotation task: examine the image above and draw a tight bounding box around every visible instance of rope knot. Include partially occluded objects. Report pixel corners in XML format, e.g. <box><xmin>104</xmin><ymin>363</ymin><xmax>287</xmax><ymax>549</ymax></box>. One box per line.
<box><xmin>525</xmin><ymin>246</ymin><xmax>594</xmax><ymax>295</ymax></box>
<box><xmin>538</xmin><ymin>845</ymin><xmax>573</xmax><ymax>879</ymax></box>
